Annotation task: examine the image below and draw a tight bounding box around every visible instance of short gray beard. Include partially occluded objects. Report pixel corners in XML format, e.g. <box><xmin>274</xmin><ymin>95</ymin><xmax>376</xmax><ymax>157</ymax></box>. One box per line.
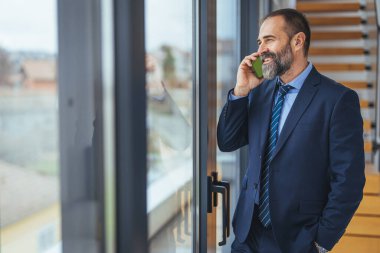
<box><xmin>261</xmin><ymin>43</ymin><xmax>293</xmax><ymax>80</ymax></box>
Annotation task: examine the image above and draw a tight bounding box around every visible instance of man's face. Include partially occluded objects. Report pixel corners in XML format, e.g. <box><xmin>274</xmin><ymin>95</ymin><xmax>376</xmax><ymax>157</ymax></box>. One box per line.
<box><xmin>257</xmin><ymin>16</ymin><xmax>294</xmax><ymax>80</ymax></box>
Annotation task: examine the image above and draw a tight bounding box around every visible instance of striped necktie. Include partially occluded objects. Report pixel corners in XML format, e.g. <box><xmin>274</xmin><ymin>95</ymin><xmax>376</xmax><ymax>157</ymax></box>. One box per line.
<box><xmin>258</xmin><ymin>83</ymin><xmax>293</xmax><ymax>227</ymax></box>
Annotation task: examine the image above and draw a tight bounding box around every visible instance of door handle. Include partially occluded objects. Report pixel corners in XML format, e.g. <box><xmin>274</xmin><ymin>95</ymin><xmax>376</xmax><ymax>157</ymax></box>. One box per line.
<box><xmin>207</xmin><ymin>171</ymin><xmax>230</xmax><ymax>246</ymax></box>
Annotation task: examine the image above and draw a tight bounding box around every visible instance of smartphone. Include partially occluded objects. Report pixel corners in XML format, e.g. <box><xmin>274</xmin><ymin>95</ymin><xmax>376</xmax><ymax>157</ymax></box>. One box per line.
<box><xmin>251</xmin><ymin>58</ymin><xmax>263</xmax><ymax>78</ymax></box>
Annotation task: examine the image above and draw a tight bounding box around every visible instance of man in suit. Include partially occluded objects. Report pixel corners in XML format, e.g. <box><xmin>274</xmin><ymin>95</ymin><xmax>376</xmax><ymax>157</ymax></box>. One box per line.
<box><xmin>217</xmin><ymin>8</ymin><xmax>365</xmax><ymax>253</ymax></box>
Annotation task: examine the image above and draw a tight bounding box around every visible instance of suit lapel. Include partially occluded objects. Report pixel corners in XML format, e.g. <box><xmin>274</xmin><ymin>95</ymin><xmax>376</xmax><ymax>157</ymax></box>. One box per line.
<box><xmin>271</xmin><ymin>67</ymin><xmax>321</xmax><ymax>159</ymax></box>
<box><xmin>257</xmin><ymin>79</ymin><xmax>277</xmax><ymax>156</ymax></box>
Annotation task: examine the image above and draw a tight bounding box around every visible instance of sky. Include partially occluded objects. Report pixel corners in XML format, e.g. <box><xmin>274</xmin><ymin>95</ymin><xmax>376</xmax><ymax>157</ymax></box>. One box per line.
<box><xmin>145</xmin><ymin>0</ymin><xmax>236</xmax><ymax>52</ymax></box>
<box><xmin>0</xmin><ymin>0</ymin><xmax>57</xmax><ymax>53</ymax></box>
<box><xmin>1</xmin><ymin>0</ymin><xmax>192</xmax><ymax>54</ymax></box>
<box><xmin>0</xmin><ymin>0</ymin><xmax>235</xmax><ymax>54</ymax></box>
<box><xmin>145</xmin><ymin>0</ymin><xmax>193</xmax><ymax>52</ymax></box>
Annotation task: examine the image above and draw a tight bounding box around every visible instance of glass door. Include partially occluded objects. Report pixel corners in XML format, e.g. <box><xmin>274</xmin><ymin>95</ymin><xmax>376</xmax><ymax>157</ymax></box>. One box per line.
<box><xmin>145</xmin><ymin>0</ymin><xmax>194</xmax><ymax>252</ymax></box>
<box><xmin>201</xmin><ymin>0</ymin><xmax>241</xmax><ymax>252</ymax></box>
<box><xmin>140</xmin><ymin>0</ymin><xmax>259</xmax><ymax>252</ymax></box>
<box><xmin>200</xmin><ymin>0</ymin><xmax>263</xmax><ymax>252</ymax></box>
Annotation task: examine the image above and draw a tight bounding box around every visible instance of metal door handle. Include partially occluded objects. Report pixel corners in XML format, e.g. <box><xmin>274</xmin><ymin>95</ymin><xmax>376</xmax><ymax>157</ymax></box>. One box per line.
<box><xmin>207</xmin><ymin>172</ymin><xmax>230</xmax><ymax>246</ymax></box>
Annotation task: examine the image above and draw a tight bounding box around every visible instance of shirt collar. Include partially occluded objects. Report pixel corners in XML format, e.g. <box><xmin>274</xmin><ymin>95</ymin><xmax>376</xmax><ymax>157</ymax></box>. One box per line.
<box><xmin>276</xmin><ymin>62</ymin><xmax>313</xmax><ymax>90</ymax></box>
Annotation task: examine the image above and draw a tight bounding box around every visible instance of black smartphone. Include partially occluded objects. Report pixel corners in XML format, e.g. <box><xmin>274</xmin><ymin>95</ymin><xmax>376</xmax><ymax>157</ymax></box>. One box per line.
<box><xmin>251</xmin><ymin>58</ymin><xmax>263</xmax><ymax>78</ymax></box>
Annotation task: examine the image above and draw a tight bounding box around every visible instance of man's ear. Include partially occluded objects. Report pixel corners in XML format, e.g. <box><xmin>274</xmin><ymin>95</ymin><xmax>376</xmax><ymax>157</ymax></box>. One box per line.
<box><xmin>292</xmin><ymin>32</ymin><xmax>306</xmax><ymax>51</ymax></box>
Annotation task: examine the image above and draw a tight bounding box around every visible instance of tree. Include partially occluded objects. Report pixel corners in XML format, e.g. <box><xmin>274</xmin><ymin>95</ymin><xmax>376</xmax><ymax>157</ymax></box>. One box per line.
<box><xmin>161</xmin><ymin>45</ymin><xmax>176</xmax><ymax>83</ymax></box>
<box><xmin>0</xmin><ymin>47</ymin><xmax>12</xmax><ymax>86</ymax></box>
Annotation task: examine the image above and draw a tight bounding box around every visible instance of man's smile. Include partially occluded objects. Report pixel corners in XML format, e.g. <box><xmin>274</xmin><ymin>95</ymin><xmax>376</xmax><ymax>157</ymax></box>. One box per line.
<box><xmin>262</xmin><ymin>57</ymin><xmax>273</xmax><ymax>65</ymax></box>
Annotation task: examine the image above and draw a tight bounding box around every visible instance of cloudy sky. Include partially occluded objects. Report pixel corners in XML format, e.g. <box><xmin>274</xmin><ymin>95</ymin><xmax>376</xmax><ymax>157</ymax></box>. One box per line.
<box><xmin>145</xmin><ymin>0</ymin><xmax>236</xmax><ymax>52</ymax></box>
<box><xmin>0</xmin><ymin>0</ymin><xmax>192</xmax><ymax>54</ymax></box>
<box><xmin>0</xmin><ymin>0</ymin><xmax>57</xmax><ymax>53</ymax></box>
<box><xmin>145</xmin><ymin>0</ymin><xmax>192</xmax><ymax>52</ymax></box>
<box><xmin>0</xmin><ymin>0</ymin><xmax>235</xmax><ymax>54</ymax></box>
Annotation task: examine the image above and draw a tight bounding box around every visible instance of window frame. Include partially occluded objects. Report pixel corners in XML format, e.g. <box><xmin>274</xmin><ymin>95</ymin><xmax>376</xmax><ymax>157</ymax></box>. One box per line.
<box><xmin>113</xmin><ymin>0</ymin><xmax>148</xmax><ymax>253</ymax></box>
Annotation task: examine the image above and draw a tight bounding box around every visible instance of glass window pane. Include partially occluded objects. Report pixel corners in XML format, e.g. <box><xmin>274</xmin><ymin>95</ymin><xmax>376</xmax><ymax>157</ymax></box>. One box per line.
<box><xmin>0</xmin><ymin>1</ymin><xmax>61</xmax><ymax>253</ymax></box>
<box><xmin>145</xmin><ymin>0</ymin><xmax>194</xmax><ymax>252</ymax></box>
<box><xmin>0</xmin><ymin>1</ymin><xmax>106</xmax><ymax>253</ymax></box>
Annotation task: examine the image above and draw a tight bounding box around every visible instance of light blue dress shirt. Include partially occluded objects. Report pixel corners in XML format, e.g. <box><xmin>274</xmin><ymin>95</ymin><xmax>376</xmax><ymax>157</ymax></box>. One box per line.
<box><xmin>230</xmin><ymin>62</ymin><xmax>313</xmax><ymax>134</ymax></box>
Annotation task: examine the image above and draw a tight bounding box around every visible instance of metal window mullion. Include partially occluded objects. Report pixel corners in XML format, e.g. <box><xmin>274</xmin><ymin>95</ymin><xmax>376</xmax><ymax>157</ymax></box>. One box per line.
<box><xmin>113</xmin><ymin>0</ymin><xmax>147</xmax><ymax>253</ymax></box>
<box><xmin>196</xmin><ymin>0</ymin><xmax>213</xmax><ymax>252</ymax></box>
<box><xmin>238</xmin><ymin>0</ymin><xmax>261</xmax><ymax>182</ymax></box>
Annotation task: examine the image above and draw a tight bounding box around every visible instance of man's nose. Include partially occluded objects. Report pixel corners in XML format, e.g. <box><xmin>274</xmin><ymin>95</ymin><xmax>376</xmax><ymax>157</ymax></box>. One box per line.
<box><xmin>258</xmin><ymin>45</ymin><xmax>268</xmax><ymax>55</ymax></box>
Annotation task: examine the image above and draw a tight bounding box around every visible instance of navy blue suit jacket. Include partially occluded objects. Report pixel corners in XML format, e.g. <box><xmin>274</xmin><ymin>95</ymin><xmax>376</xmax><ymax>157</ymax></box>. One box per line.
<box><xmin>217</xmin><ymin>67</ymin><xmax>365</xmax><ymax>252</ymax></box>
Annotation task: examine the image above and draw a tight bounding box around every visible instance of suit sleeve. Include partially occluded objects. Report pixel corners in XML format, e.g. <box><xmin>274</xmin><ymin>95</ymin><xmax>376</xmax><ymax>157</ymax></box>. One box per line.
<box><xmin>316</xmin><ymin>89</ymin><xmax>366</xmax><ymax>250</ymax></box>
<box><xmin>217</xmin><ymin>89</ymin><xmax>250</xmax><ymax>152</ymax></box>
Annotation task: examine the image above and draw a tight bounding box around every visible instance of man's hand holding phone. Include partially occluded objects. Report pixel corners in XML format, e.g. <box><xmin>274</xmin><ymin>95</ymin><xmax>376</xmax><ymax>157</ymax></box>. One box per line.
<box><xmin>234</xmin><ymin>52</ymin><xmax>264</xmax><ymax>97</ymax></box>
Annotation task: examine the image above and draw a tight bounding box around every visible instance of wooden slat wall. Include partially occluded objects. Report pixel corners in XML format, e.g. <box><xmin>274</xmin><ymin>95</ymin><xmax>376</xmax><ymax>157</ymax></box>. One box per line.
<box><xmin>346</xmin><ymin>216</ymin><xmax>380</xmax><ymax>237</ymax></box>
<box><xmin>340</xmin><ymin>81</ymin><xmax>371</xmax><ymax>89</ymax></box>
<box><xmin>364</xmin><ymin>174</ymin><xmax>380</xmax><ymax>194</ymax></box>
<box><xmin>312</xmin><ymin>31</ymin><xmax>365</xmax><ymax>40</ymax></box>
<box><xmin>297</xmin><ymin>2</ymin><xmax>362</xmax><ymax>12</ymax></box>
<box><xmin>309</xmin><ymin>48</ymin><xmax>365</xmax><ymax>56</ymax></box>
<box><xmin>356</xmin><ymin>195</ymin><xmax>380</xmax><ymax>215</ymax></box>
<box><xmin>365</xmin><ymin>141</ymin><xmax>372</xmax><ymax>152</ymax></box>
<box><xmin>314</xmin><ymin>63</ymin><xmax>368</xmax><ymax>71</ymax></box>
<box><xmin>308</xmin><ymin>16</ymin><xmax>363</xmax><ymax>26</ymax></box>
<box><xmin>333</xmin><ymin>236</ymin><xmax>380</xmax><ymax>252</ymax></box>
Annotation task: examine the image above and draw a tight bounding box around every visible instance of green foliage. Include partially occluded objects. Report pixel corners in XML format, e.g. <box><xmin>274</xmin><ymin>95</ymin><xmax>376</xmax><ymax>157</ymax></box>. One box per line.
<box><xmin>0</xmin><ymin>46</ymin><xmax>11</xmax><ymax>86</ymax></box>
<box><xmin>161</xmin><ymin>45</ymin><xmax>176</xmax><ymax>81</ymax></box>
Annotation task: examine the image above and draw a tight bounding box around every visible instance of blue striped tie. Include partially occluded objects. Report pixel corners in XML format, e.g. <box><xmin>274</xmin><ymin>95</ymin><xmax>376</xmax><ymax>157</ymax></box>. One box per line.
<box><xmin>258</xmin><ymin>83</ymin><xmax>293</xmax><ymax>227</ymax></box>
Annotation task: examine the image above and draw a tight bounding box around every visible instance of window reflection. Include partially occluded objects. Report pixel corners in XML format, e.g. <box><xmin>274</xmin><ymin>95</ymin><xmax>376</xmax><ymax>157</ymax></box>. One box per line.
<box><xmin>145</xmin><ymin>0</ymin><xmax>193</xmax><ymax>252</ymax></box>
<box><xmin>146</xmin><ymin>51</ymin><xmax>191</xmax><ymax>184</ymax></box>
